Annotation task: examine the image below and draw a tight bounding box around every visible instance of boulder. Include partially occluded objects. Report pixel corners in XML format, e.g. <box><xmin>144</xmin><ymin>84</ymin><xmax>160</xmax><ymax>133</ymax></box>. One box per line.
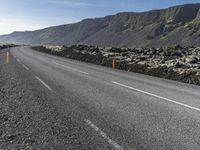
<box><xmin>185</xmin><ymin>56</ymin><xmax>198</xmax><ymax>63</ymax></box>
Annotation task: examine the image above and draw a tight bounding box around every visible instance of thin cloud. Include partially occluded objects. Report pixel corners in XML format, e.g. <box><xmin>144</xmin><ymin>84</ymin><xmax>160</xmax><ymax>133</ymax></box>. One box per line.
<box><xmin>49</xmin><ymin>0</ymin><xmax>95</xmax><ymax>7</ymax></box>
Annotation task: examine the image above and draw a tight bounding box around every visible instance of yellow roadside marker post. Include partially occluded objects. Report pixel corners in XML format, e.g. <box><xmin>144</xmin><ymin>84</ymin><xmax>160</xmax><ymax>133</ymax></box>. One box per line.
<box><xmin>6</xmin><ymin>51</ymin><xmax>10</xmax><ymax>64</ymax></box>
<box><xmin>112</xmin><ymin>58</ymin><xmax>116</xmax><ymax>69</ymax></box>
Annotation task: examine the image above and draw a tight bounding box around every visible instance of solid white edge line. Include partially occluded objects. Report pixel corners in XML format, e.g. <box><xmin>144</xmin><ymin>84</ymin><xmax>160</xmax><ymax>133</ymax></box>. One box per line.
<box><xmin>35</xmin><ymin>76</ymin><xmax>52</xmax><ymax>91</ymax></box>
<box><xmin>53</xmin><ymin>61</ymin><xmax>89</xmax><ymax>75</ymax></box>
<box><xmin>112</xmin><ymin>81</ymin><xmax>200</xmax><ymax>112</ymax></box>
<box><xmin>22</xmin><ymin>64</ymin><xmax>29</xmax><ymax>70</ymax></box>
<box><xmin>84</xmin><ymin>119</ymin><xmax>123</xmax><ymax>150</ymax></box>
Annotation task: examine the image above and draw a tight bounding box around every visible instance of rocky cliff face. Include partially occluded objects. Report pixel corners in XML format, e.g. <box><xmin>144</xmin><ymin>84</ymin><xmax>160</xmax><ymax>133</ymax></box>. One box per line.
<box><xmin>1</xmin><ymin>4</ymin><xmax>200</xmax><ymax>48</ymax></box>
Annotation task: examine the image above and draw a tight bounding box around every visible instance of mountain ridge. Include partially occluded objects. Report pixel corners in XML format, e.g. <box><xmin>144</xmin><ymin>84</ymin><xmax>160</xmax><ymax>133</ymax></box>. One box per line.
<box><xmin>1</xmin><ymin>3</ymin><xmax>200</xmax><ymax>48</ymax></box>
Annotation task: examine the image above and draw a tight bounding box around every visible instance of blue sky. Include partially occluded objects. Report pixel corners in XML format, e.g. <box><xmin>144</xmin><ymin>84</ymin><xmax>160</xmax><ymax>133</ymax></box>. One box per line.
<box><xmin>0</xmin><ymin>0</ymin><xmax>200</xmax><ymax>35</ymax></box>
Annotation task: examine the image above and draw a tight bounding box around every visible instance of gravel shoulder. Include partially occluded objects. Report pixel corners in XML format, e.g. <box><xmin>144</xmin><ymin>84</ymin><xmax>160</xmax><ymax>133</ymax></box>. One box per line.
<box><xmin>0</xmin><ymin>49</ymin><xmax>112</xmax><ymax>149</ymax></box>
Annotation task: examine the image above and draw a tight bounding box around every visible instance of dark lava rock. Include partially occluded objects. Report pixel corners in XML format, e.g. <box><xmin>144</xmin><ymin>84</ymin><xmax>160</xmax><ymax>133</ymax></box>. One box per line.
<box><xmin>185</xmin><ymin>56</ymin><xmax>198</xmax><ymax>63</ymax></box>
<box><xmin>31</xmin><ymin>44</ymin><xmax>200</xmax><ymax>85</ymax></box>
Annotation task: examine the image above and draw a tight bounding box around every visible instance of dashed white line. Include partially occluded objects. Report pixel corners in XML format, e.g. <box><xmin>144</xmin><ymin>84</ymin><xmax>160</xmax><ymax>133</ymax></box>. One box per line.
<box><xmin>84</xmin><ymin>119</ymin><xmax>123</xmax><ymax>150</ymax></box>
<box><xmin>35</xmin><ymin>76</ymin><xmax>52</xmax><ymax>91</ymax></box>
<box><xmin>53</xmin><ymin>62</ymin><xmax>89</xmax><ymax>75</ymax></box>
<box><xmin>112</xmin><ymin>81</ymin><xmax>200</xmax><ymax>112</ymax></box>
<box><xmin>17</xmin><ymin>59</ymin><xmax>21</xmax><ymax>62</ymax></box>
<box><xmin>22</xmin><ymin>64</ymin><xmax>29</xmax><ymax>70</ymax></box>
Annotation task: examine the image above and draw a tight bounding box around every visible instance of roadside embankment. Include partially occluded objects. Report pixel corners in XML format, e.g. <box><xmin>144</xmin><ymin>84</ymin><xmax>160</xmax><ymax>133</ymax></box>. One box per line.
<box><xmin>32</xmin><ymin>45</ymin><xmax>200</xmax><ymax>85</ymax></box>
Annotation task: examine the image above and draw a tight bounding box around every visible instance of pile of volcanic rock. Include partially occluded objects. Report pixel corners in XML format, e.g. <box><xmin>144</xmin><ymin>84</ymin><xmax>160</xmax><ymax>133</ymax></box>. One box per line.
<box><xmin>0</xmin><ymin>44</ymin><xmax>18</xmax><ymax>50</ymax></box>
<box><xmin>32</xmin><ymin>45</ymin><xmax>200</xmax><ymax>85</ymax></box>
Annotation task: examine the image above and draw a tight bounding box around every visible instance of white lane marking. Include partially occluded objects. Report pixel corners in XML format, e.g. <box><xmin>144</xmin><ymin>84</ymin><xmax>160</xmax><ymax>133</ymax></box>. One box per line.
<box><xmin>14</xmin><ymin>55</ymin><xmax>16</xmax><ymax>58</ymax></box>
<box><xmin>35</xmin><ymin>76</ymin><xmax>52</xmax><ymax>91</ymax></box>
<box><xmin>85</xmin><ymin>119</ymin><xmax>123</xmax><ymax>150</ymax></box>
<box><xmin>112</xmin><ymin>81</ymin><xmax>200</xmax><ymax>112</ymax></box>
<box><xmin>53</xmin><ymin>62</ymin><xmax>89</xmax><ymax>75</ymax></box>
<box><xmin>17</xmin><ymin>59</ymin><xmax>21</xmax><ymax>62</ymax></box>
<box><xmin>22</xmin><ymin>64</ymin><xmax>29</xmax><ymax>70</ymax></box>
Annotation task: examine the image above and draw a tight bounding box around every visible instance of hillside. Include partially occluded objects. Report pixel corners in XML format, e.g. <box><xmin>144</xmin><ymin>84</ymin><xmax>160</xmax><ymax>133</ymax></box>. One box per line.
<box><xmin>1</xmin><ymin>3</ymin><xmax>200</xmax><ymax>48</ymax></box>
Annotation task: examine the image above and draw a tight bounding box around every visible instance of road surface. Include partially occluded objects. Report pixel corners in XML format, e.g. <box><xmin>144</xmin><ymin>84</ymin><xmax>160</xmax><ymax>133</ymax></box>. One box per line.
<box><xmin>9</xmin><ymin>46</ymin><xmax>200</xmax><ymax>149</ymax></box>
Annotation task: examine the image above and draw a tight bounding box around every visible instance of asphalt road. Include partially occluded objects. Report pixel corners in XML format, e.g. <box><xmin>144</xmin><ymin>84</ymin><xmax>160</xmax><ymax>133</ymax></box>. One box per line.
<box><xmin>10</xmin><ymin>46</ymin><xmax>200</xmax><ymax>149</ymax></box>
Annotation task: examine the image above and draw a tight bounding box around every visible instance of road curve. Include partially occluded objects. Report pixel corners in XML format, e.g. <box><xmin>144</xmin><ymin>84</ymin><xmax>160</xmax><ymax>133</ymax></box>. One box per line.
<box><xmin>11</xmin><ymin>46</ymin><xmax>200</xmax><ymax>150</ymax></box>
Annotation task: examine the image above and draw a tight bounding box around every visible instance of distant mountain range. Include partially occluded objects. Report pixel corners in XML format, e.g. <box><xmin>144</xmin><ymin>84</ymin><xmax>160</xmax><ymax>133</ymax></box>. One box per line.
<box><xmin>1</xmin><ymin>3</ymin><xmax>200</xmax><ymax>48</ymax></box>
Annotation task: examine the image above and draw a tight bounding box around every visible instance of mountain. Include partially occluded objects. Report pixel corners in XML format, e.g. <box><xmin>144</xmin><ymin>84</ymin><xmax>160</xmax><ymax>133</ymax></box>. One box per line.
<box><xmin>1</xmin><ymin>3</ymin><xmax>200</xmax><ymax>48</ymax></box>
